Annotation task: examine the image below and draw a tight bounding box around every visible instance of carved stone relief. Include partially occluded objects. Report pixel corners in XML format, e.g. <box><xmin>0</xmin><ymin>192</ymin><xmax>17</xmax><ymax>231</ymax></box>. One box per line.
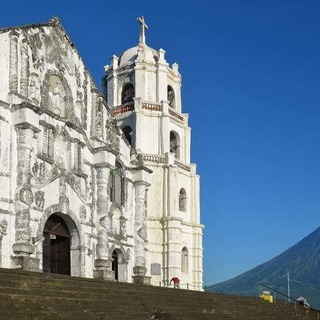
<box><xmin>54</xmin><ymin>149</ymin><xmax>66</xmax><ymax>170</ymax></box>
<box><xmin>79</xmin><ymin>205</ymin><xmax>86</xmax><ymax>221</ymax></box>
<box><xmin>95</xmin><ymin>97</ymin><xmax>104</xmax><ymax>139</ymax></box>
<box><xmin>0</xmin><ymin>219</ymin><xmax>8</xmax><ymax>239</ymax></box>
<box><xmin>106</xmin><ymin>118</ymin><xmax>119</xmax><ymax>148</ymax></box>
<box><xmin>31</xmin><ymin>159</ymin><xmax>60</xmax><ymax>188</ymax></box>
<box><xmin>20</xmin><ymin>187</ymin><xmax>34</xmax><ymax>205</ymax></box>
<box><xmin>20</xmin><ymin>39</ymin><xmax>29</xmax><ymax>98</ymax></box>
<box><xmin>24</xmin><ymin>28</ymin><xmax>46</xmax><ymax>71</ymax></box>
<box><xmin>93</xmin><ymin>165</ymin><xmax>112</xmax><ymax>276</ymax></box>
<box><xmin>29</xmin><ymin>74</ymin><xmax>40</xmax><ymax>103</ymax></box>
<box><xmin>120</xmin><ymin>216</ymin><xmax>127</xmax><ymax>236</ymax></box>
<box><xmin>45</xmin><ymin>25</ymin><xmax>74</xmax><ymax>76</ymax></box>
<box><xmin>138</xmin><ymin>227</ymin><xmax>147</xmax><ymax>240</ymax></box>
<box><xmin>66</xmin><ymin>172</ymin><xmax>88</xmax><ymax>202</ymax></box>
<box><xmin>41</xmin><ymin>71</ymin><xmax>73</xmax><ymax>121</ymax></box>
<box><xmin>133</xmin><ymin>182</ymin><xmax>148</xmax><ymax>272</ymax></box>
<box><xmin>9</xmin><ymin>31</ymin><xmax>19</xmax><ymax>93</ymax></box>
<box><xmin>34</xmin><ymin>191</ymin><xmax>45</xmax><ymax>210</ymax></box>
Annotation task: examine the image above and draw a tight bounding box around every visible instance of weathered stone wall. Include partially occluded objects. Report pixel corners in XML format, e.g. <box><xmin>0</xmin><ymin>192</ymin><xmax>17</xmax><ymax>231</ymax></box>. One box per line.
<box><xmin>0</xmin><ymin>19</ymin><xmax>149</xmax><ymax>281</ymax></box>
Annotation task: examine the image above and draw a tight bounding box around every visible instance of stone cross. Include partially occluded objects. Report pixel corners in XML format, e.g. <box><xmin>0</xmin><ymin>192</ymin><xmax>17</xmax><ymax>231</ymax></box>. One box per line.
<box><xmin>137</xmin><ymin>16</ymin><xmax>148</xmax><ymax>44</ymax></box>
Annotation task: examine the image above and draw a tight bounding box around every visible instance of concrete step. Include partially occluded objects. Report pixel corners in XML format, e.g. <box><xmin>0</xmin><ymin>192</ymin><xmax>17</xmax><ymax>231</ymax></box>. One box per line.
<box><xmin>0</xmin><ymin>267</ymin><xmax>317</xmax><ymax>320</ymax></box>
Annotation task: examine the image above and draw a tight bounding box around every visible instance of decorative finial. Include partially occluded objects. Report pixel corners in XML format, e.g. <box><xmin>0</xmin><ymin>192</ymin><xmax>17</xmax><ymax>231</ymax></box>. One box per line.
<box><xmin>49</xmin><ymin>16</ymin><xmax>61</xmax><ymax>26</ymax></box>
<box><xmin>137</xmin><ymin>16</ymin><xmax>148</xmax><ymax>44</ymax></box>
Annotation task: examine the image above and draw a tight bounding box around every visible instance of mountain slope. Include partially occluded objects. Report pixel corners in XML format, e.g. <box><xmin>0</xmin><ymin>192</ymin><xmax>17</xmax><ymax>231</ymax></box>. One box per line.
<box><xmin>206</xmin><ymin>226</ymin><xmax>320</xmax><ymax>309</ymax></box>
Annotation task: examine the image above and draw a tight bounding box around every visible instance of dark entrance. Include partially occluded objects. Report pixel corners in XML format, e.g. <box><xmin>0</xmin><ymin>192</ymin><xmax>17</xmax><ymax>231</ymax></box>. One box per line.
<box><xmin>43</xmin><ymin>214</ymin><xmax>70</xmax><ymax>275</ymax></box>
<box><xmin>112</xmin><ymin>250</ymin><xmax>119</xmax><ymax>281</ymax></box>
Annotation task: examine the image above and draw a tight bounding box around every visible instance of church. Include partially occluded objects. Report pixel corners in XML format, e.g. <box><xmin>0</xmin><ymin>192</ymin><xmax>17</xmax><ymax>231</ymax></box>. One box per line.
<box><xmin>0</xmin><ymin>16</ymin><xmax>203</xmax><ymax>290</ymax></box>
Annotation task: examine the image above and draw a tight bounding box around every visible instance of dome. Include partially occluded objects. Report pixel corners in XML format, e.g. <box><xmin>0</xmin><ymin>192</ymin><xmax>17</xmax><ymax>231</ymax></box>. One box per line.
<box><xmin>118</xmin><ymin>44</ymin><xmax>159</xmax><ymax>67</ymax></box>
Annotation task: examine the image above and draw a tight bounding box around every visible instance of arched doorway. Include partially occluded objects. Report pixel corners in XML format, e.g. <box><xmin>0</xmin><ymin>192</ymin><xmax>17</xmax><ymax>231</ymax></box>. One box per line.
<box><xmin>112</xmin><ymin>250</ymin><xmax>119</xmax><ymax>281</ymax></box>
<box><xmin>43</xmin><ymin>214</ymin><xmax>70</xmax><ymax>275</ymax></box>
<box><xmin>111</xmin><ymin>248</ymin><xmax>127</xmax><ymax>282</ymax></box>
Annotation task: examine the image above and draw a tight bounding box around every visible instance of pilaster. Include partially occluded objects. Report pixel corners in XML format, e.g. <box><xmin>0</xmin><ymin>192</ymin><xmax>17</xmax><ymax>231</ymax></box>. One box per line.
<box><xmin>93</xmin><ymin>152</ymin><xmax>115</xmax><ymax>280</ymax></box>
<box><xmin>132</xmin><ymin>168</ymin><xmax>151</xmax><ymax>284</ymax></box>
<box><xmin>12</xmin><ymin>119</ymin><xmax>40</xmax><ymax>271</ymax></box>
<box><xmin>161</xmin><ymin>216</ymin><xmax>182</xmax><ymax>286</ymax></box>
<box><xmin>156</xmin><ymin>49</ymin><xmax>168</xmax><ymax>103</ymax></box>
<box><xmin>20</xmin><ymin>39</ymin><xmax>29</xmax><ymax>97</ymax></box>
<box><xmin>9</xmin><ymin>31</ymin><xmax>19</xmax><ymax>93</ymax></box>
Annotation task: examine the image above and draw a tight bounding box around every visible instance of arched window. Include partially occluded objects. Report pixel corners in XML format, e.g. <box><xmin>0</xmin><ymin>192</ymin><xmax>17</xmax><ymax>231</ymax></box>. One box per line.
<box><xmin>121</xmin><ymin>83</ymin><xmax>135</xmax><ymax>104</ymax></box>
<box><xmin>167</xmin><ymin>85</ymin><xmax>175</xmax><ymax>108</ymax></box>
<box><xmin>179</xmin><ymin>188</ymin><xmax>187</xmax><ymax>212</ymax></box>
<box><xmin>121</xmin><ymin>125</ymin><xmax>133</xmax><ymax>146</ymax></box>
<box><xmin>109</xmin><ymin>163</ymin><xmax>124</xmax><ymax>205</ymax></box>
<box><xmin>181</xmin><ymin>247</ymin><xmax>188</xmax><ymax>273</ymax></box>
<box><xmin>170</xmin><ymin>131</ymin><xmax>180</xmax><ymax>159</ymax></box>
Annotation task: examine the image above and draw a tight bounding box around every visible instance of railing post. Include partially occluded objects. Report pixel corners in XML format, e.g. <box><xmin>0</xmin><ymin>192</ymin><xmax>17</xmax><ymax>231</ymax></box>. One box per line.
<box><xmin>187</xmin><ymin>283</ymin><xmax>189</xmax><ymax>290</ymax></box>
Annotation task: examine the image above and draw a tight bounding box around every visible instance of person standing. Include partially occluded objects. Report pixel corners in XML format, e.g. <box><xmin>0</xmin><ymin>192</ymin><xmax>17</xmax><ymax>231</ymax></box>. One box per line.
<box><xmin>170</xmin><ymin>277</ymin><xmax>180</xmax><ymax>289</ymax></box>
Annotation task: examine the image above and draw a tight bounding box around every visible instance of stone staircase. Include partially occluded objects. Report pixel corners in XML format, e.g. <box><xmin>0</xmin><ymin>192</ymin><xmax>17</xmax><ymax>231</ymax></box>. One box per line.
<box><xmin>0</xmin><ymin>268</ymin><xmax>318</xmax><ymax>320</ymax></box>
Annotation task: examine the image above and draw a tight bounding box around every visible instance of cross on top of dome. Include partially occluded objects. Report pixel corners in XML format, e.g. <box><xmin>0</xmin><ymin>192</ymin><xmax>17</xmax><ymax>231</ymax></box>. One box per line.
<box><xmin>137</xmin><ymin>16</ymin><xmax>148</xmax><ymax>44</ymax></box>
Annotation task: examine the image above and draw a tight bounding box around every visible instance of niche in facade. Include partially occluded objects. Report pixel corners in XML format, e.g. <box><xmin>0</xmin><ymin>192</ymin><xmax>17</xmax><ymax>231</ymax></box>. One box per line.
<box><xmin>181</xmin><ymin>247</ymin><xmax>189</xmax><ymax>273</ymax></box>
<box><xmin>109</xmin><ymin>163</ymin><xmax>125</xmax><ymax>205</ymax></box>
<box><xmin>170</xmin><ymin>131</ymin><xmax>180</xmax><ymax>160</ymax></box>
<box><xmin>179</xmin><ymin>188</ymin><xmax>187</xmax><ymax>212</ymax></box>
<box><xmin>48</xmin><ymin>75</ymin><xmax>66</xmax><ymax>117</ymax></box>
<box><xmin>167</xmin><ymin>85</ymin><xmax>175</xmax><ymax>108</ymax></box>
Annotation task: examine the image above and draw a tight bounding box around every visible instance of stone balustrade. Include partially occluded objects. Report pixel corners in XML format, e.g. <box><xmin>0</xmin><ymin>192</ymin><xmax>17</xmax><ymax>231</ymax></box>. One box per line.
<box><xmin>112</xmin><ymin>103</ymin><xmax>134</xmax><ymax>115</ymax></box>
<box><xmin>141</xmin><ymin>153</ymin><xmax>191</xmax><ymax>172</ymax></box>
<box><xmin>112</xmin><ymin>101</ymin><xmax>185</xmax><ymax>124</ymax></box>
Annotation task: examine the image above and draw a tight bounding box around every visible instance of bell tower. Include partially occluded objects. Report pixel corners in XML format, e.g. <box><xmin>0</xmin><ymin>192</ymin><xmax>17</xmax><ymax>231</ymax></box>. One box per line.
<box><xmin>103</xmin><ymin>17</ymin><xmax>203</xmax><ymax>290</ymax></box>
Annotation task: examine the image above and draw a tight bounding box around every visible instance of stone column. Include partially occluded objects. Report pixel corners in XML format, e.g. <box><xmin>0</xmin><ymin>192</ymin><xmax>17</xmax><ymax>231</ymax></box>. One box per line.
<box><xmin>91</xmin><ymin>89</ymin><xmax>104</xmax><ymax>140</ymax></box>
<box><xmin>132</xmin><ymin>181</ymin><xmax>151</xmax><ymax>284</ymax></box>
<box><xmin>93</xmin><ymin>166</ymin><xmax>114</xmax><ymax>280</ymax></box>
<box><xmin>20</xmin><ymin>39</ymin><xmax>29</xmax><ymax>98</ymax></box>
<box><xmin>9</xmin><ymin>31</ymin><xmax>19</xmax><ymax>93</ymax></box>
<box><xmin>12</xmin><ymin>123</ymin><xmax>40</xmax><ymax>271</ymax></box>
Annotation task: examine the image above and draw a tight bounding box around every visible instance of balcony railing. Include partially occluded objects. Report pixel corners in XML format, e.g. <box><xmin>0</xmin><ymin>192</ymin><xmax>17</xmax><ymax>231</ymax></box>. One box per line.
<box><xmin>169</xmin><ymin>108</ymin><xmax>184</xmax><ymax>122</ymax></box>
<box><xmin>142</xmin><ymin>102</ymin><xmax>162</xmax><ymax>111</ymax></box>
<box><xmin>141</xmin><ymin>154</ymin><xmax>166</xmax><ymax>164</ymax></box>
<box><xmin>112</xmin><ymin>103</ymin><xmax>134</xmax><ymax>116</ymax></box>
<box><xmin>112</xmin><ymin>101</ymin><xmax>185</xmax><ymax>123</ymax></box>
<box><xmin>174</xmin><ymin>159</ymin><xmax>191</xmax><ymax>172</ymax></box>
<box><xmin>141</xmin><ymin>153</ymin><xmax>191</xmax><ymax>172</ymax></box>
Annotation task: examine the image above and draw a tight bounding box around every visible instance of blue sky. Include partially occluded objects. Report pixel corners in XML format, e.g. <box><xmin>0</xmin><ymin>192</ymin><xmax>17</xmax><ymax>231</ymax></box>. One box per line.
<box><xmin>2</xmin><ymin>1</ymin><xmax>320</xmax><ymax>286</ymax></box>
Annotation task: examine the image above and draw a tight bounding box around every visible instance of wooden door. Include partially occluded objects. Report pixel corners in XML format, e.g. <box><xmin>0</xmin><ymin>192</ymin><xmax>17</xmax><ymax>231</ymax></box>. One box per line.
<box><xmin>43</xmin><ymin>214</ymin><xmax>70</xmax><ymax>275</ymax></box>
<box><xmin>112</xmin><ymin>250</ymin><xmax>119</xmax><ymax>281</ymax></box>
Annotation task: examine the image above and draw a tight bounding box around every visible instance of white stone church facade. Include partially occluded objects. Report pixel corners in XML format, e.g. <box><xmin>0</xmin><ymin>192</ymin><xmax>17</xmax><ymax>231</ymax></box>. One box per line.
<box><xmin>0</xmin><ymin>17</ymin><xmax>203</xmax><ymax>290</ymax></box>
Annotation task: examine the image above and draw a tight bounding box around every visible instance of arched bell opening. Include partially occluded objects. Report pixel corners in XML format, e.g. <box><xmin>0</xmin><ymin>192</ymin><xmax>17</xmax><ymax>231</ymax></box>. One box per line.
<box><xmin>121</xmin><ymin>83</ymin><xmax>135</xmax><ymax>104</ymax></box>
<box><xmin>121</xmin><ymin>125</ymin><xmax>133</xmax><ymax>146</ymax></box>
<box><xmin>170</xmin><ymin>130</ymin><xmax>180</xmax><ymax>160</ymax></box>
